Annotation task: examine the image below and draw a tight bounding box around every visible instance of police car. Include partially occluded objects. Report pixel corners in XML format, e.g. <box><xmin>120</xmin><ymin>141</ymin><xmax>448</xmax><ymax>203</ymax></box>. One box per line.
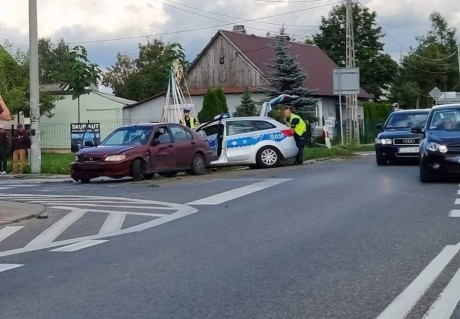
<box><xmin>195</xmin><ymin>115</ymin><xmax>298</xmax><ymax>168</ymax></box>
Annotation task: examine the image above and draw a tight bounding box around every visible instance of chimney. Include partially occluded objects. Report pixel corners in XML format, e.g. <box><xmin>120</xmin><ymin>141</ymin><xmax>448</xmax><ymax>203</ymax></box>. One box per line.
<box><xmin>233</xmin><ymin>25</ymin><xmax>246</xmax><ymax>34</ymax></box>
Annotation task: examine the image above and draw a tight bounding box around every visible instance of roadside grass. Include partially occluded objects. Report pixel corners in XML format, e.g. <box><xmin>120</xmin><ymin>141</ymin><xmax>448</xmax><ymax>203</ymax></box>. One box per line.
<box><xmin>4</xmin><ymin>144</ymin><xmax>375</xmax><ymax>175</ymax></box>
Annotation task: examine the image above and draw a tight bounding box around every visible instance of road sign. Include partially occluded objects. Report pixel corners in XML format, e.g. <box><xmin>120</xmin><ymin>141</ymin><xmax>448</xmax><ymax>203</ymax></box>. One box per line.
<box><xmin>333</xmin><ymin>68</ymin><xmax>360</xmax><ymax>95</ymax></box>
<box><xmin>429</xmin><ymin>87</ymin><xmax>442</xmax><ymax>99</ymax></box>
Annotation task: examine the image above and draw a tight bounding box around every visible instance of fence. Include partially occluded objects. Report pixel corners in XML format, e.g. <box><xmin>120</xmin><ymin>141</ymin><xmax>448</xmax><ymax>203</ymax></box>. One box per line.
<box><xmin>40</xmin><ymin>118</ymin><xmax>160</xmax><ymax>153</ymax></box>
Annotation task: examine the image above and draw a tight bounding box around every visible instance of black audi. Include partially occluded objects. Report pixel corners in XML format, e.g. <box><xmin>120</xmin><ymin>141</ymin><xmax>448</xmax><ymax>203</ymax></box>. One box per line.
<box><xmin>412</xmin><ymin>104</ymin><xmax>460</xmax><ymax>182</ymax></box>
<box><xmin>375</xmin><ymin>109</ymin><xmax>430</xmax><ymax>165</ymax></box>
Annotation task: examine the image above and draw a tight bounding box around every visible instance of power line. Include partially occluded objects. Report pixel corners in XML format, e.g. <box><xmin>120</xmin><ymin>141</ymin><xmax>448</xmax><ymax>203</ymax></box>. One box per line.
<box><xmin>162</xmin><ymin>0</ymin><xmax>318</xmax><ymax>28</ymax></box>
<box><xmin>356</xmin><ymin>0</ymin><xmax>459</xmax><ymax>62</ymax></box>
<box><xmin>9</xmin><ymin>0</ymin><xmax>343</xmax><ymax>47</ymax></box>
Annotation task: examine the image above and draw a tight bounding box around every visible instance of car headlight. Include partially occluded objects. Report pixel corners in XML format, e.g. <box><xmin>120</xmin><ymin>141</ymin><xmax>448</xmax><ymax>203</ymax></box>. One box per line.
<box><xmin>427</xmin><ymin>142</ymin><xmax>448</xmax><ymax>153</ymax></box>
<box><xmin>105</xmin><ymin>155</ymin><xmax>126</xmax><ymax>162</ymax></box>
<box><xmin>375</xmin><ymin>138</ymin><xmax>392</xmax><ymax>145</ymax></box>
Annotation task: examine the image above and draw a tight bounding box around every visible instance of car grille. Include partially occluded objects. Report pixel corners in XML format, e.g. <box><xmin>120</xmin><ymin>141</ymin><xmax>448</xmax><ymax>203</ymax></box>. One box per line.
<box><xmin>81</xmin><ymin>156</ymin><xmax>103</xmax><ymax>162</ymax></box>
<box><xmin>393</xmin><ymin>138</ymin><xmax>420</xmax><ymax>145</ymax></box>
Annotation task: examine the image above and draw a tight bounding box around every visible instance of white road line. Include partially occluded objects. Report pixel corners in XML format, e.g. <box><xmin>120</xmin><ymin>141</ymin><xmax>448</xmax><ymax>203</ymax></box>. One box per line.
<box><xmin>50</xmin><ymin>240</ymin><xmax>108</xmax><ymax>252</ymax></box>
<box><xmin>0</xmin><ymin>226</ymin><xmax>24</xmax><ymax>243</ymax></box>
<box><xmin>423</xmin><ymin>266</ymin><xmax>460</xmax><ymax>319</ymax></box>
<box><xmin>26</xmin><ymin>208</ymin><xmax>87</xmax><ymax>248</ymax></box>
<box><xmin>376</xmin><ymin>243</ymin><xmax>460</xmax><ymax>319</ymax></box>
<box><xmin>51</xmin><ymin>207</ymin><xmax>167</xmax><ymax>218</ymax></box>
<box><xmin>0</xmin><ymin>264</ymin><xmax>23</xmax><ymax>273</ymax></box>
<box><xmin>99</xmin><ymin>213</ymin><xmax>126</xmax><ymax>234</ymax></box>
<box><xmin>448</xmin><ymin>210</ymin><xmax>460</xmax><ymax>217</ymax></box>
<box><xmin>187</xmin><ymin>179</ymin><xmax>291</xmax><ymax>205</ymax></box>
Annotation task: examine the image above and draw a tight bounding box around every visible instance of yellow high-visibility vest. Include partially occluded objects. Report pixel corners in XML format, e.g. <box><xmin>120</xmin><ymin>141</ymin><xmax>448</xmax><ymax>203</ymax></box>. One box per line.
<box><xmin>285</xmin><ymin>113</ymin><xmax>306</xmax><ymax>136</ymax></box>
<box><xmin>181</xmin><ymin>116</ymin><xmax>196</xmax><ymax>129</ymax></box>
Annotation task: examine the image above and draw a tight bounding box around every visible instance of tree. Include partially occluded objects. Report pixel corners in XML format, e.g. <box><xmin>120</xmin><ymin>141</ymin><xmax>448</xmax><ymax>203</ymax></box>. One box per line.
<box><xmin>103</xmin><ymin>40</ymin><xmax>187</xmax><ymax>101</ymax></box>
<box><xmin>198</xmin><ymin>89</ymin><xmax>221</xmax><ymax>122</ymax></box>
<box><xmin>101</xmin><ymin>52</ymin><xmax>135</xmax><ymax>98</ymax></box>
<box><xmin>0</xmin><ymin>44</ymin><xmax>59</xmax><ymax>117</ymax></box>
<box><xmin>268</xmin><ymin>27</ymin><xmax>317</xmax><ymax>120</ymax></box>
<box><xmin>214</xmin><ymin>87</ymin><xmax>229</xmax><ymax>112</ymax></box>
<box><xmin>59</xmin><ymin>45</ymin><xmax>102</xmax><ymax>122</ymax></box>
<box><xmin>312</xmin><ymin>3</ymin><xmax>398</xmax><ymax>100</ymax></box>
<box><xmin>391</xmin><ymin>12</ymin><xmax>459</xmax><ymax>107</ymax></box>
<box><xmin>38</xmin><ymin>38</ymin><xmax>72</xmax><ymax>84</ymax></box>
<box><xmin>234</xmin><ymin>87</ymin><xmax>258</xmax><ymax>117</ymax></box>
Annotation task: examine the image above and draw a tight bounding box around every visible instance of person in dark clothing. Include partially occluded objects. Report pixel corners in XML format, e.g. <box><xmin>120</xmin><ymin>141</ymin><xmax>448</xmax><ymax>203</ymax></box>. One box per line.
<box><xmin>283</xmin><ymin>106</ymin><xmax>307</xmax><ymax>165</ymax></box>
<box><xmin>12</xmin><ymin>124</ymin><xmax>30</xmax><ymax>174</ymax></box>
<box><xmin>0</xmin><ymin>124</ymin><xmax>9</xmax><ymax>174</ymax></box>
<box><xmin>180</xmin><ymin>109</ymin><xmax>198</xmax><ymax>129</ymax></box>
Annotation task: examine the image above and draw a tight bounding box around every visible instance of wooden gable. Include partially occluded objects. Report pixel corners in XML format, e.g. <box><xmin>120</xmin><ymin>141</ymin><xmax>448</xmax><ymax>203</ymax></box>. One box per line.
<box><xmin>187</xmin><ymin>32</ymin><xmax>270</xmax><ymax>90</ymax></box>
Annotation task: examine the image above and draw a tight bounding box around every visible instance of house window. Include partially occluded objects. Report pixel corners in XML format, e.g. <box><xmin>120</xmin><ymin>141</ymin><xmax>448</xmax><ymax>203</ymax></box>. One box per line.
<box><xmin>219</xmin><ymin>56</ymin><xmax>225</xmax><ymax>64</ymax></box>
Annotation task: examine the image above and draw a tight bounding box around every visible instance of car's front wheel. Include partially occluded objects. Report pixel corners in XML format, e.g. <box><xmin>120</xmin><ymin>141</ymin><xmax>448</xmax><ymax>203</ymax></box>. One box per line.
<box><xmin>256</xmin><ymin>146</ymin><xmax>281</xmax><ymax>168</ymax></box>
<box><xmin>189</xmin><ymin>153</ymin><xmax>207</xmax><ymax>175</ymax></box>
<box><xmin>131</xmin><ymin>159</ymin><xmax>144</xmax><ymax>181</ymax></box>
<box><xmin>419</xmin><ymin>164</ymin><xmax>433</xmax><ymax>183</ymax></box>
<box><xmin>376</xmin><ymin>154</ymin><xmax>387</xmax><ymax>166</ymax></box>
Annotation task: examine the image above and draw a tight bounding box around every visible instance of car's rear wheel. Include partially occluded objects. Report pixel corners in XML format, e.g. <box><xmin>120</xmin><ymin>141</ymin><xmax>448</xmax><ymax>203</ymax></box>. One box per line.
<box><xmin>420</xmin><ymin>164</ymin><xmax>433</xmax><ymax>183</ymax></box>
<box><xmin>143</xmin><ymin>173</ymin><xmax>155</xmax><ymax>180</ymax></box>
<box><xmin>189</xmin><ymin>153</ymin><xmax>207</xmax><ymax>175</ymax></box>
<box><xmin>131</xmin><ymin>159</ymin><xmax>144</xmax><ymax>181</ymax></box>
<box><xmin>158</xmin><ymin>172</ymin><xmax>178</xmax><ymax>178</ymax></box>
<box><xmin>376</xmin><ymin>154</ymin><xmax>387</xmax><ymax>166</ymax></box>
<box><xmin>80</xmin><ymin>178</ymin><xmax>90</xmax><ymax>184</ymax></box>
<box><xmin>256</xmin><ymin>146</ymin><xmax>280</xmax><ymax>168</ymax></box>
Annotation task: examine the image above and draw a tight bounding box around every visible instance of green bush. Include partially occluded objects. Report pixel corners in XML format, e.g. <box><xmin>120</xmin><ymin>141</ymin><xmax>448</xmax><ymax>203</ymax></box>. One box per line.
<box><xmin>198</xmin><ymin>89</ymin><xmax>222</xmax><ymax>122</ymax></box>
<box><xmin>363</xmin><ymin>101</ymin><xmax>392</xmax><ymax>143</ymax></box>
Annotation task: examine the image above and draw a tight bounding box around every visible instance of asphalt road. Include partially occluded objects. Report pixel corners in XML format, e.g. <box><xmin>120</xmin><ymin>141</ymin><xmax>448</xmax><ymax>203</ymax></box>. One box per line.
<box><xmin>1</xmin><ymin>155</ymin><xmax>460</xmax><ymax>319</ymax></box>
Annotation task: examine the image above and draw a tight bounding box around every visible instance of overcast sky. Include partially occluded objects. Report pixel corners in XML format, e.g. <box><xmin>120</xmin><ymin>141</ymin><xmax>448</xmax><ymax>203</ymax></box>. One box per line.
<box><xmin>1</xmin><ymin>0</ymin><xmax>459</xmax><ymax>70</ymax></box>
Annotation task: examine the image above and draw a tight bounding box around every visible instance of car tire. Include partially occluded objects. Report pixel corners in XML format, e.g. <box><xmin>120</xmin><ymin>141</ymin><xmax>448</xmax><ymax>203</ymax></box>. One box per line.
<box><xmin>143</xmin><ymin>173</ymin><xmax>155</xmax><ymax>180</ymax></box>
<box><xmin>131</xmin><ymin>159</ymin><xmax>144</xmax><ymax>181</ymax></box>
<box><xmin>158</xmin><ymin>172</ymin><xmax>178</xmax><ymax>178</ymax></box>
<box><xmin>376</xmin><ymin>154</ymin><xmax>387</xmax><ymax>166</ymax></box>
<box><xmin>419</xmin><ymin>164</ymin><xmax>433</xmax><ymax>183</ymax></box>
<box><xmin>80</xmin><ymin>178</ymin><xmax>90</xmax><ymax>184</ymax></box>
<box><xmin>256</xmin><ymin>146</ymin><xmax>281</xmax><ymax>168</ymax></box>
<box><xmin>189</xmin><ymin>153</ymin><xmax>207</xmax><ymax>175</ymax></box>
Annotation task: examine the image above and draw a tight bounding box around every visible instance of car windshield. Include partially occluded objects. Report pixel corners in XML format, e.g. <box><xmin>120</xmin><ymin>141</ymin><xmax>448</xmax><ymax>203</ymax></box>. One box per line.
<box><xmin>428</xmin><ymin>109</ymin><xmax>460</xmax><ymax>130</ymax></box>
<box><xmin>385</xmin><ymin>112</ymin><xmax>428</xmax><ymax>129</ymax></box>
<box><xmin>101</xmin><ymin>126</ymin><xmax>153</xmax><ymax>146</ymax></box>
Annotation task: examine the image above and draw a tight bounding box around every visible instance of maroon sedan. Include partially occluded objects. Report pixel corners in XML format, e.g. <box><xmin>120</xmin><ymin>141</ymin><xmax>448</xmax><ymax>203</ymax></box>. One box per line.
<box><xmin>71</xmin><ymin>123</ymin><xmax>212</xmax><ymax>183</ymax></box>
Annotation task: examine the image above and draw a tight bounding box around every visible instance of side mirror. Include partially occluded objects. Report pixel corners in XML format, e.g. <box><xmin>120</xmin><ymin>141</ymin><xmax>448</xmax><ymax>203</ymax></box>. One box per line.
<box><xmin>410</xmin><ymin>126</ymin><xmax>424</xmax><ymax>134</ymax></box>
<box><xmin>152</xmin><ymin>139</ymin><xmax>161</xmax><ymax>146</ymax></box>
<box><xmin>375</xmin><ymin>123</ymin><xmax>384</xmax><ymax>130</ymax></box>
<box><xmin>84</xmin><ymin>141</ymin><xmax>95</xmax><ymax>147</ymax></box>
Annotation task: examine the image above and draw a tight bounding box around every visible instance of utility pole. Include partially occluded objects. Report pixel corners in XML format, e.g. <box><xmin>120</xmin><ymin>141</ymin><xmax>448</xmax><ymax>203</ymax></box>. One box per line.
<box><xmin>29</xmin><ymin>0</ymin><xmax>41</xmax><ymax>173</ymax></box>
<box><xmin>345</xmin><ymin>0</ymin><xmax>360</xmax><ymax>144</ymax></box>
<box><xmin>457</xmin><ymin>45</ymin><xmax>460</xmax><ymax>79</ymax></box>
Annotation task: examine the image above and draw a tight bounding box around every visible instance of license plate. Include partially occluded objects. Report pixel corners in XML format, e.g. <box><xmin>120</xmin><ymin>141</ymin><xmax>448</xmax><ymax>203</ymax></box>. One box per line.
<box><xmin>398</xmin><ymin>147</ymin><xmax>419</xmax><ymax>153</ymax></box>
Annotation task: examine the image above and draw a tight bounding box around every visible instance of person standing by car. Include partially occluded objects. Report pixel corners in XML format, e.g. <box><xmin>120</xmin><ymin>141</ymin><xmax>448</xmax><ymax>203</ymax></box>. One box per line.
<box><xmin>180</xmin><ymin>109</ymin><xmax>198</xmax><ymax>129</ymax></box>
<box><xmin>12</xmin><ymin>124</ymin><xmax>30</xmax><ymax>174</ymax></box>
<box><xmin>283</xmin><ymin>106</ymin><xmax>307</xmax><ymax>165</ymax></box>
<box><xmin>0</xmin><ymin>124</ymin><xmax>9</xmax><ymax>174</ymax></box>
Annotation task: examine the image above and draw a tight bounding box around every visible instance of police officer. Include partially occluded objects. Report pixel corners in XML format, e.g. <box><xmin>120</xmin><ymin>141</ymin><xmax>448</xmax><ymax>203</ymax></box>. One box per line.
<box><xmin>180</xmin><ymin>109</ymin><xmax>197</xmax><ymax>129</ymax></box>
<box><xmin>283</xmin><ymin>106</ymin><xmax>307</xmax><ymax>165</ymax></box>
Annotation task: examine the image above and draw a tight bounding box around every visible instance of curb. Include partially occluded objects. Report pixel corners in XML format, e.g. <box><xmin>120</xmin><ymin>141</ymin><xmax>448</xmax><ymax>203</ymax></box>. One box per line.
<box><xmin>0</xmin><ymin>201</ymin><xmax>47</xmax><ymax>226</ymax></box>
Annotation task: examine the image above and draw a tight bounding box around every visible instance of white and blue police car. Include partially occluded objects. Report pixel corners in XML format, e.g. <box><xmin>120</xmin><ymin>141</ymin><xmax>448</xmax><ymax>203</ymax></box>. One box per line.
<box><xmin>195</xmin><ymin>114</ymin><xmax>298</xmax><ymax>168</ymax></box>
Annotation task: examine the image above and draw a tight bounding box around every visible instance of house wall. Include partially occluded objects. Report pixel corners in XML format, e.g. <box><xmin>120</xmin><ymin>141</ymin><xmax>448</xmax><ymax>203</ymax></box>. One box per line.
<box><xmin>187</xmin><ymin>34</ymin><xmax>270</xmax><ymax>89</ymax></box>
<box><xmin>41</xmin><ymin>93</ymin><xmax>125</xmax><ymax>151</ymax></box>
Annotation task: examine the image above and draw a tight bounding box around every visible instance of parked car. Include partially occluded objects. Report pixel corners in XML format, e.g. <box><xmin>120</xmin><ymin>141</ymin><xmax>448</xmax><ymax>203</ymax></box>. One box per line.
<box><xmin>412</xmin><ymin>104</ymin><xmax>460</xmax><ymax>182</ymax></box>
<box><xmin>375</xmin><ymin>109</ymin><xmax>430</xmax><ymax>165</ymax></box>
<box><xmin>195</xmin><ymin>116</ymin><xmax>298</xmax><ymax>168</ymax></box>
<box><xmin>71</xmin><ymin>123</ymin><xmax>212</xmax><ymax>183</ymax></box>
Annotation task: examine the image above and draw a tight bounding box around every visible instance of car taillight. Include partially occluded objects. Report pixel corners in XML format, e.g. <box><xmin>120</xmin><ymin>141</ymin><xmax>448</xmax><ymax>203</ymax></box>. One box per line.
<box><xmin>281</xmin><ymin>129</ymin><xmax>294</xmax><ymax>137</ymax></box>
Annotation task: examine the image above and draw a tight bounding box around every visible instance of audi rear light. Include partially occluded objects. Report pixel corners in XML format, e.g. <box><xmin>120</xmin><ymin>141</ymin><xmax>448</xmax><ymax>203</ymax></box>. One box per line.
<box><xmin>281</xmin><ymin>129</ymin><xmax>294</xmax><ymax>137</ymax></box>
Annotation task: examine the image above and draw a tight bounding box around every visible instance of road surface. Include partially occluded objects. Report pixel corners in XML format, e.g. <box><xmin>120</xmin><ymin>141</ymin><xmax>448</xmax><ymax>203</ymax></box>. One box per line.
<box><xmin>1</xmin><ymin>155</ymin><xmax>460</xmax><ymax>319</ymax></box>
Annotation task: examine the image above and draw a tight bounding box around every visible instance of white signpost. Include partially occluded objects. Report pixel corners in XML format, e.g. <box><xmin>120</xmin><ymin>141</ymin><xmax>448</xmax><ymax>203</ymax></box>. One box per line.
<box><xmin>429</xmin><ymin>87</ymin><xmax>442</xmax><ymax>105</ymax></box>
<box><xmin>333</xmin><ymin>68</ymin><xmax>360</xmax><ymax>145</ymax></box>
